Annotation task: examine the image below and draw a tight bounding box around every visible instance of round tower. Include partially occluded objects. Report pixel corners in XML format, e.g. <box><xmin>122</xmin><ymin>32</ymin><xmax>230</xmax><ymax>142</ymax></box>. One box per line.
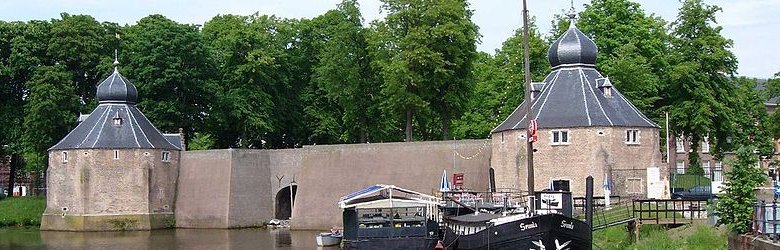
<box><xmin>42</xmin><ymin>60</ymin><xmax>181</xmax><ymax>231</ymax></box>
<box><xmin>490</xmin><ymin>13</ymin><xmax>663</xmax><ymax>198</ymax></box>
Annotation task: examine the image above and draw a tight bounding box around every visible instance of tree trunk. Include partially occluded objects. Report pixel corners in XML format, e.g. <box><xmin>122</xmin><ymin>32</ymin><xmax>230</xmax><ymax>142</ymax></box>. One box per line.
<box><xmin>6</xmin><ymin>154</ymin><xmax>16</xmax><ymax>197</ymax></box>
<box><xmin>405</xmin><ymin>108</ymin><xmax>413</xmax><ymax>142</ymax></box>
<box><xmin>441</xmin><ymin>108</ymin><xmax>451</xmax><ymax>140</ymax></box>
<box><xmin>359</xmin><ymin>116</ymin><xmax>367</xmax><ymax>143</ymax></box>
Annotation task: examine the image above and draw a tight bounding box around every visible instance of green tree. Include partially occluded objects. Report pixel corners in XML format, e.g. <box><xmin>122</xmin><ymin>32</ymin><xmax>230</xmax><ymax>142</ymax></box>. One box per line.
<box><xmin>666</xmin><ymin>0</ymin><xmax>738</xmax><ymax>171</ymax></box>
<box><xmin>370</xmin><ymin>0</ymin><xmax>479</xmax><ymax>141</ymax></box>
<box><xmin>715</xmin><ymin>146</ymin><xmax>766</xmax><ymax>233</ymax></box>
<box><xmin>307</xmin><ymin>0</ymin><xmax>388</xmax><ymax>143</ymax></box>
<box><xmin>577</xmin><ymin>0</ymin><xmax>669</xmax><ymax>121</ymax></box>
<box><xmin>188</xmin><ymin>132</ymin><xmax>216</xmax><ymax>150</ymax></box>
<box><xmin>22</xmin><ymin>65</ymin><xmax>78</xmax><ymax>174</ymax></box>
<box><xmin>203</xmin><ymin>14</ymin><xmax>293</xmax><ymax>148</ymax></box>
<box><xmin>124</xmin><ymin>15</ymin><xmax>215</xmax><ymax>146</ymax></box>
<box><xmin>48</xmin><ymin>13</ymin><xmax>112</xmax><ymax>110</ymax></box>
<box><xmin>452</xmin><ymin>19</ymin><xmax>549</xmax><ymax>139</ymax></box>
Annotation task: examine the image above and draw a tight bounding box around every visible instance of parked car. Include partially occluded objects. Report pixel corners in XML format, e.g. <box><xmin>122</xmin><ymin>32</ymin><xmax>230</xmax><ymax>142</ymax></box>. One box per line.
<box><xmin>671</xmin><ymin>186</ymin><xmax>715</xmax><ymax>200</ymax></box>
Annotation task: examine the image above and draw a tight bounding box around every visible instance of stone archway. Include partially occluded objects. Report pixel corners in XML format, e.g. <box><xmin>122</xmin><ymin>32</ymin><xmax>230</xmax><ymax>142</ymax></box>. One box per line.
<box><xmin>275</xmin><ymin>185</ymin><xmax>297</xmax><ymax>219</ymax></box>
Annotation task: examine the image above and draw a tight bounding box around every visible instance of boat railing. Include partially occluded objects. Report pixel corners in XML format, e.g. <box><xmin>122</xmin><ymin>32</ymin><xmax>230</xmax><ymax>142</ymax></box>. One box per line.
<box><xmin>441</xmin><ymin>190</ymin><xmax>530</xmax><ymax>210</ymax></box>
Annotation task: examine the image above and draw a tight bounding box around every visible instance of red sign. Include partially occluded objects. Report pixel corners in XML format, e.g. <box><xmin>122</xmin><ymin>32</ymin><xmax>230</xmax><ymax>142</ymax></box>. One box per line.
<box><xmin>453</xmin><ymin>173</ymin><xmax>464</xmax><ymax>189</ymax></box>
<box><xmin>529</xmin><ymin>134</ymin><xmax>538</xmax><ymax>142</ymax></box>
<box><xmin>528</xmin><ymin>119</ymin><xmax>537</xmax><ymax>133</ymax></box>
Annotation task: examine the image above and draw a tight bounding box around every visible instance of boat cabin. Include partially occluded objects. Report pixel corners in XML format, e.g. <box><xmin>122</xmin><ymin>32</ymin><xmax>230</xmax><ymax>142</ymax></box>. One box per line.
<box><xmin>338</xmin><ymin>184</ymin><xmax>441</xmax><ymax>249</ymax></box>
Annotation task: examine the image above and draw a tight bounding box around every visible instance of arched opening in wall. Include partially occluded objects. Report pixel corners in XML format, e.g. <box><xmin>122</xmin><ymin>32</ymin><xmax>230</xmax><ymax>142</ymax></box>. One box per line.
<box><xmin>275</xmin><ymin>185</ymin><xmax>297</xmax><ymax>219</ymax></box>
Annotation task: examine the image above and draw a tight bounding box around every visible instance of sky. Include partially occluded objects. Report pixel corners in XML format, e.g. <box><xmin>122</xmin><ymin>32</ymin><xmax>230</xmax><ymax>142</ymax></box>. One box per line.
<box><xmin>0</xmin><ymin>0</ymin><xmax>778</xmax><ymax>78</ymax></box>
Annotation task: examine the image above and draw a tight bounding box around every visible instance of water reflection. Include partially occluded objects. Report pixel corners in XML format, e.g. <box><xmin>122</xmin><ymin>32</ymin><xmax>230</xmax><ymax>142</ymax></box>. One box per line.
<box><xmin>0</xmin><ymin>228</ymin><xmax>336</xmax><ymax>250</ymax></box>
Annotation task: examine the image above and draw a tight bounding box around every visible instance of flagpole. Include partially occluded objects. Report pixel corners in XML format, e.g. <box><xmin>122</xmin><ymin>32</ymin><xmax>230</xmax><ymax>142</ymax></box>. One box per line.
<box><xmin>665</xmin><ymin>112</ymin><xmax>670</xmax><ymax>163</ymax></box>
<box><xmin>522</xmin><ymin>0</ymin><xmax>535</xmax><ymax>213</ymax></box>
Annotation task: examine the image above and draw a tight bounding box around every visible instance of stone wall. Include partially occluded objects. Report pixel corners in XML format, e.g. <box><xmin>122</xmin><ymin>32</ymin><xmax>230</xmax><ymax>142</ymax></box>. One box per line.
<box><xmin>176</xmin><ymin>150</ymin><xmax>233</xmax><ymax>228</ymax></box>
<box><xmin>175</xmin><ymin>140</ymin><xmax>491</xmax><ymax>230</ymax></box>
<box><xmin>42</xmin><ymin>148</ymin><xmax>178</xmax><ymax>231</ymax></box>
<box><xmin>290</xmin><ymin>140</ymin><xmax>490</xmax><ymax>229</ymax></box>
<box><xmin>491</xmin><ymin>127</ymin><xmax>664</xmax><ymax>197</ymax></box>
<box><xmin>176</xmin><ymin>148</ymin><xmax>304</xmax><ymax>228</ymax></box>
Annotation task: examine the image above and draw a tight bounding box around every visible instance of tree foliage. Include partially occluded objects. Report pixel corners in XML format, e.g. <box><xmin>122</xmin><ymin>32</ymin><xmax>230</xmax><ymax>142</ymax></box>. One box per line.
<box><xmin>370</xmin><ymin>0</ymin><xmax>479</xmax><ymax>141</ymax></box>
<box><xmin>715</xmin><ymin>146</ymin><xmax>766</xmax><ymax>234</ymax></box>
<box><xmin>22</xmin><ymin>65</ymin><xmax>79</xmax><ymax>172</ymax></box>
<box><xmin>124</xmin><ymin>15</ymin><xmax>215</xmax><ymax>146</ymax></box>
<box><xmin>666</xmin><ymin>0</ymin><xmax>739</xmax><ymax>170</ymax></box>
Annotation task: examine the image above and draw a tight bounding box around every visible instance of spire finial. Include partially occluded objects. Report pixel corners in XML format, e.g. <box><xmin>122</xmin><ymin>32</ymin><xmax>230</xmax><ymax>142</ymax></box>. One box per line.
<box><xmin>567</xmin><ymin>0</ymin><xmax>577</xmax><ymax>26</ymax></box>
<box><xmin>113</xmin><ymin>49</ymin><xmax>119</xmax><ymax>72</ymax></box>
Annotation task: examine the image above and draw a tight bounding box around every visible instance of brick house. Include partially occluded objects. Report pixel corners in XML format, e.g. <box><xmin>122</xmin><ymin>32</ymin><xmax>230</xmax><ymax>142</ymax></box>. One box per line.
<box><xmin>490</xmin><ymin>15</ymin><xmax>666</xmax><ymax>198</ymax></box>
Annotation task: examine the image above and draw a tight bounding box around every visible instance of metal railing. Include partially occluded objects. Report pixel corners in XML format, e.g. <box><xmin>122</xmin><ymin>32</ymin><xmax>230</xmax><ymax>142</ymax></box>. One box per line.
<box><xmin>633</xmin><ymin>199</ymin><xmax>708</xmax><ymax>225</ymax></box>
<box><xmin>753</xmin><ymin>200</ymin><xmax>780</xmax><ymax>241</ymax></box>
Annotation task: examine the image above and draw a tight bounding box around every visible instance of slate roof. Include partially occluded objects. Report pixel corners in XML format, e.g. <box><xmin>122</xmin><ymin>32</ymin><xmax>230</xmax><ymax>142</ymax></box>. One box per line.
<box><xmin>493</xmin><ymin>16</ymin><xmax>658</xmax><ymax>133</ymax></box>
<box><xmin>49</xmin><ymin>67</ymin><xmax>179</xmax><ymax>151</ymax></box>
<box><xmin>548</xmin><ymin>18</ymin><xmax>598</xmax><ymax>69</ymax></box>
<box><xmin>163</xmin><ymin>134</ymin><xmax>183</xmax><ymax>150</ymax></box>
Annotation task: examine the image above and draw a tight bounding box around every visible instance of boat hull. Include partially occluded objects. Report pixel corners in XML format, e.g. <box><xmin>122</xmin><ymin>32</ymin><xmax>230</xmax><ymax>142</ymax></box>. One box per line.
<box><xmin>444</xmin><ymin>213</ymin><xmax>592</xmax><ymax>250</ymax></box>
<box><xmin>316</xmin><ymin>233</ymin><xmax>342</xmax><ymax>247</ymax></box>
<box><xmin>343</xmin><ymin>237</ymin><xmax>438</xmax><ymax>250</ymax></box>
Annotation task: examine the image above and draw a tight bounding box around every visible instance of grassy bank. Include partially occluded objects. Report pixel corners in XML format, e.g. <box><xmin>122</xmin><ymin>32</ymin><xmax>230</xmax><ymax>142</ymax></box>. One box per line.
<box><xmin>593</xmin><ymin>222</ymin><xmax>727</xmax><ymax>250</ymax></box>
<box><xmin>0</xmin><ymin>197</ymin><xmax>46</xmax><ymax>227</ymax></box>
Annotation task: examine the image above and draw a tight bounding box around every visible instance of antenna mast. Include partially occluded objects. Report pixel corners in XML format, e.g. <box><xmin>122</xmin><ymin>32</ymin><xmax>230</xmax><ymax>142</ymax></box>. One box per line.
<box><xmin>522</xmin><ymin>0</ymin><xmax>535</xmax><ymax>207</ymax></box>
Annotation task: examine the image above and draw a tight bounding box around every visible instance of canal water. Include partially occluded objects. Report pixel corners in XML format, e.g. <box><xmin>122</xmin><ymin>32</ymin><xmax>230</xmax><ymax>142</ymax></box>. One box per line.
<box><xmin>0</xmin><ymin>228</ymin><xmax>335</xmax><ymax>250</ymax></box>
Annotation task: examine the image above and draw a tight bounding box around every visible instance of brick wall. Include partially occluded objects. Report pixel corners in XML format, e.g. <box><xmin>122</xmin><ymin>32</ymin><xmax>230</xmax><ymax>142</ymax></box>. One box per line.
<box><xmin>491</xmin><ymin>127</ymin><xmax>664</xmax><ymax>197</ymax></box>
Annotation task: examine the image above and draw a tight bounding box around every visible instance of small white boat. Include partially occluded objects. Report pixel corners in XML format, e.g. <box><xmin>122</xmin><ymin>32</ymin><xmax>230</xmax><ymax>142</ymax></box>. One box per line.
<box><xmin>316</xmin><ymin>232</ymin><xmax>342</xmax><ymax>247</ymax></box>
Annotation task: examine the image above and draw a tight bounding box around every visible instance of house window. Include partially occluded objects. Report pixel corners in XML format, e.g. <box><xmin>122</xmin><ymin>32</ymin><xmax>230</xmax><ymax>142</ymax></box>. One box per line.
<box><xmin>626</xmin><ymin>129</ymin><xmax>640</xmax><ymax>144</ymax></box>
<box><xmin>713</xmin><ymin>161</ymin><xmax>723</xmax><ymax>181</ymax></box>
<box><xmin>701</xmin><ymin>136</ymin><xmax>710</xmax><ymax>153</ymax></box>
<box><xmin>161</xmin><ymin>151</ymin><xmax>170</xmax><ymax>162</ymax></box>
<box><xmin>703</xmin><ymin>161</ymin><xmax>710</xmax><ymax>178</ymax></box>
<box><xmin>113</xmin><ymin>150</ymin><xmax>119</xmax><ymax>160</ymax></box>
<box><xmin>676</xmin><ymin>161</ymin><xmax>685</xmax><ymax>174</ymax></box>
<box><xmin>62</xmin><ymin>151</ymin><xmax>68</xmax><ymax>163</ymax></box>
<box><xmin>675</xmin><ymin>137</ymin><xmax>685</xmax><ymax>153</ymax></box>
<box><xmin>603</xmin><ymin>87</ymin><xmax>612</xmax><ymax>97</ymax></box>
<box><xmin>551</xmin><ymin>130</ymin><xmax>570</xmax><ymax>145</ymax></box>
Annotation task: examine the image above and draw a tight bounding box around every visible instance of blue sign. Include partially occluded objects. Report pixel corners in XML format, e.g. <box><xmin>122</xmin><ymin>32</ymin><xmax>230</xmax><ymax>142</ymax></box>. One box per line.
<box><xmin>774</xmin><ymin>185</ymin><xmax>780</xmax><ymax>196</ymax></box>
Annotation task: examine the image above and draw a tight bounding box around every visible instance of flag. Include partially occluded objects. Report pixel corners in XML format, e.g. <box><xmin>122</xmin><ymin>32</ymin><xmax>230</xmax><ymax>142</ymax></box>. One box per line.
<box><xmin>440</xmin><ymin>170</ymin><xmax>450</xmax><ymax>192</ymax></box>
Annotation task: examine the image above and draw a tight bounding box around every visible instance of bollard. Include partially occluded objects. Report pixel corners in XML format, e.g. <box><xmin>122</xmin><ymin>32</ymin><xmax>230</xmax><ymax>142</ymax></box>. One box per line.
<box><xmin>586</xmin><ymin>176</ymin><xmax>594</xmax><ymax>227</ymax></box>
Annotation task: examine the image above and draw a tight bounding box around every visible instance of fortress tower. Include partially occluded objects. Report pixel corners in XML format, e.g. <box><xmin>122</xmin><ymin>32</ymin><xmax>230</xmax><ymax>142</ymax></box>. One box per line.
<box><xmin>490</xmin><ymin>14</ymin><xmax>663</xmax><ymax>197</ymax></box>
<box><xmin>41</xmin><ymin>61</ymin><xmax>181</xmax><ymax>231</ymax></box>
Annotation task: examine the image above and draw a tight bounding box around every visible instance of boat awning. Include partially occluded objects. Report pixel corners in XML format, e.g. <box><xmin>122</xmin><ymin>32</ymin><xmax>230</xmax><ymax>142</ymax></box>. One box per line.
<box><xmin>338</xmin><ymin>184</ymin><xmax>440</xmax><ymax>209</ymax></box>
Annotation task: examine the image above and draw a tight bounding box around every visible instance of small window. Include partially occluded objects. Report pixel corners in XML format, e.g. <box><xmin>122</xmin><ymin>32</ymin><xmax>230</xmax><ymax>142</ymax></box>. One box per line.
<box><xmin>551</xmin><ymin>179</ymin><xmax>571</xmax><ymax>192</ymax></box>
<box><xmin>675</xmin><ymin>137</ymin><xmax>685</xmax><ymax>153</ymax></box>
<box><xmin>626</xmin><ymin>129</ymin><xmax>640</xmax><ymax>144</ymax></box>
<box><xmin>676</xmin><ymin>161</ymin><xmax>685</xmax><ymax>174</ymax></box>
<box><xmin>62</xmin><ymin>151</ymin><xmax>68</xmax><ymax>163</ymax></box>
<box><xmin>701</xmin><ymin>136</ymin><xmax>710</xmax><ymax>153</ymax></box>
<box><xmin>603</xmin><ymin>87</ymin><xmax>612</xmax><ymax>97</ymax></box>
<box><xmin>551</xmin><ymin>130</ymin><xmax>570</xmax><ymax>145</ymax></box>
<box><xmin>703</xmin><ymin>161</ymin><xmax>711</xmax><ymax>178</ymax></box>
<box><xmin>161</xmin><ymin>151</ymin><xmax>170</xmax><ymax>162</ymax></box>
<box><xmin>113</xmin><ymin>150</ymin><xmax>119</xmax><ymax>160</ymax></box>
<box><xmin>112</xmin><ymin>112</ymin><xmax>122</xmax><ymax>126</ymax></box>
<box><xmin>713</xmin><ymin>161</ymin><xmax>723</xmax><ymax>181</ymax></box>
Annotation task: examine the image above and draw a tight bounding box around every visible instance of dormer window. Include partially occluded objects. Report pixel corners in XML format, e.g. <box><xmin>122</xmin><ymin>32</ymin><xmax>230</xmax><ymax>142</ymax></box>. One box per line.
<box><xmin>596</xmin><ymin>77</ymin><xmax>613</xmax><ymax>97</ymax></box>
<box><xmin>113</xmin><ymin>112</ymin><xmax>122</xmax><ymax>126</ymax></box>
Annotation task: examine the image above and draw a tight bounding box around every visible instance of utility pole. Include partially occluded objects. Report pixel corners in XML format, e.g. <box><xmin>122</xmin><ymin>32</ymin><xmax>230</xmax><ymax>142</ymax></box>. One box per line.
<box><xmin>522</xmin><ymin>0</ymin><xmax>535</xmax><ymax>205</ymax></box>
